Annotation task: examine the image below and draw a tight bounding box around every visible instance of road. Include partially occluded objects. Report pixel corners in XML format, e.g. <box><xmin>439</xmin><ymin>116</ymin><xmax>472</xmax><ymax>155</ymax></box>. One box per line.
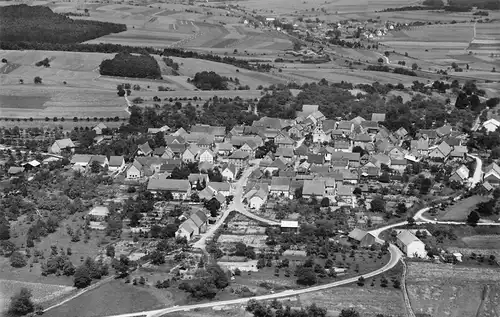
<box><xmin>105</xmin><ymin>243</ymin><xmax>402</xmax><ymax>317</ymax></box>
<box><xmin>192</xmin><ymin>164</ymin><xmax>259</xmax><ymax>251</ymax></box>
<box><xmin>467</xmin><ymin>153</ymin><xmax>483</xmax><ymax>188</ymax></box>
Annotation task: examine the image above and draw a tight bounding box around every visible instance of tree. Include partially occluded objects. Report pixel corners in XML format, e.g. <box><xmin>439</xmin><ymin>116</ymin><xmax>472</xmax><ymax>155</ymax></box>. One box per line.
<box><xmin>296</xmin><ymin>266</ymin><xmax>317</xmax><ymax>286</ymax></box>
<box><xmin>10</xmin><ymin>251</ymin><xmax>27</xmax><ymax>268</ymax></box>
<box><xmin>205</xmin><ymin>198</ymin><xmax>221</xmax><ymax>217</ymax></box>
<box><xmin>378</xmin><ymin>57</ymin><xmax>384</xmax><ymax>63</ymax></box>
<box><xmin>467</xmin><ymin>211</ymin><xmax>480</xmax><ymax>226</ymax></box>
<box><xmin>339</xmin><ymin>308</ymin><xmax>360</xmax><ymax>317</ymax></box>
<box><xmin>0</xmin><ymin>222</ymin><xmax>10</xmax><ymax>240</ymax></box>
<box><xmin>150</xmin><ymin>250</ymin><xmax>165</xmax><ymax>265</ymax></box>
<box><xmin>34</xmin><ymin>76</ymin><xmax>42</xmax><ymax>84</ymax></box>
<box><xmin>370</xmin><ymin>197</ymin><xmax>386</xmax><ymax>213</ymax></box>
<box><xmin>74</xmin><ymin>266</ymin><xmax>92</xmax><ymax>288</ymax></box>
<box><xmin>113</xmin><ymin>255</ymin><xmax>130</xmax><ymax>277</ymax></box>
<box><xmin>412</xmin><ymin>63</ymin><xmax>418</xmax><ymax>70</ymax></box>
<box><xmin>8</xmin><ymin>288</ymin><xmax>34</xmax><ymax>316</ymax></box>
<box><xmin>396</xmin><ymin>202</ymin><xmax>407</xmax><ymax>214</ymax></box>
<box><xmin>320</xmin><ymin>197</ymin><xmax>330</xmax><ymax>207</ymax></box>
<box><xmin>206</xmin><ymin>264</ymin><xmax>229</xmax><ymax>289</ymax></box>
<box><xmin>106</xmin><ymin>245</ymin><xmax>115</xmax><ymax>258</ymax></box>
<box><xmin>295</xmin><ymin>186</ymin><xmax>303</xmax><ymax>199</ymax></box>
<box><xmin>90</xmin><ymin>160</ymin><xmax>101</xmax><ymax>173</ymax></box>
<box><xmin>357</xmin><ymin>276</ymin><xmax>365</xmax><ymax>286</ymax></box>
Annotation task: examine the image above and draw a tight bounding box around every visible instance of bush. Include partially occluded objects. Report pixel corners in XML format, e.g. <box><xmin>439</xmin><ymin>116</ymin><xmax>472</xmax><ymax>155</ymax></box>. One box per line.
<box><xmin>10</xmin><ymin>251</ymin><xmax>27</xmax><ymax>268</ymax></box>
<box><xmin>8</xmin><ymin>288</ymin><xmax>34</xmax><ymax>316</ymax></box>
<box><xmin>33</xmin><ymin>76</ymin><xmax>42</xmax><ymax>84</ymax></box>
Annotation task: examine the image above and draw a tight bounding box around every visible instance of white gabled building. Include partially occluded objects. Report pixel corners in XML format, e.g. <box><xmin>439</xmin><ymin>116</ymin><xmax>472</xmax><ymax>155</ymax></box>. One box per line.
<box><xmin>396</xmin><ymin>230</ymin><xmax>427</xmax><ymax>258</ymax></box>
<box><xmin>482</xmin><ymin>118</ymin><xmax>500</xmax><ymax>133</ymax></box>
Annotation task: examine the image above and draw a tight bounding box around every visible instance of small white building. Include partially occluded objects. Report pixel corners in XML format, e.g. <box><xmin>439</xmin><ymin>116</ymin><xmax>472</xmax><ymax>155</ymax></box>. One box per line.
<box><xmin>482</xmin><ymin>118</ymin><xmax>500</xmax><ymax>133</ymax></box>
<box><xmin>396</xmin><ymin>230</ymin><xmax>427</xmax><ymax>258</ymax></box>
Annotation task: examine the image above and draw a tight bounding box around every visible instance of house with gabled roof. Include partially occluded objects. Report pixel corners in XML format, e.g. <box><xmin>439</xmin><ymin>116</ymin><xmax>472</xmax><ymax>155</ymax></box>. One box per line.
<box><xmin>334</xmin><ymin>140</ymin><xmax>351</xmax><ymax>152</ymax></box>
<box><xmin>308</xmin><ymin>153</ymin><xmax>325</xmax><ymax>165</ymax></box>
<box><xmin>274</xmin><ymin>131</ymin><xmax>295</xmax><ymax>148</ymax></box>
<box><xmin>199</xmin><ymin>149</ymin><xmax>215</xmax><ymax>163</ymax></box>
<box><xmin>92</xmin><ymin>122</ymin><xmax>107</xmax><ymax>135</ymax></box>
<box><xmin>221</xmin><ymin>163</ymin><xmax>237</xmax><ymax>181</ymax></box>
<box><xmin>240</xmin><ymin>140</ymin><xmax>259</xmax><ymax>158</ymax></box>
<box><xmin>390</xmin><ymin>158</ymin><xmax>408</xmax><ymax>173</ymax></box>
<box><xmin>337</xmin><ymin>185</ymin><xmax>354</xmax><ymax>204</ymax></box>
<box><xmin>294</xmin><ymin>144</ymin><xmax>309</xmax><ymax>159</ymax></box>
<box><xmin>411</xmin><ymin>138</ymin><xmax>429</xmax><ymax>156</ymax></box>
<box><xmin>147</xmin><ymin>178</ymin><xmax>191</xmax><ymax>200</ymax></box>
<box><xmin>188</xmin><ymin>173</ymin><xmax>209</xmax><ymax>188</ymax></box>
<box><xmin>337</xmin><ymin>121</ymin><xmax>354</xmax><ymax>134</ymax></box>
<box><xmin>484</xmin><ymin>163</ymin><xmax>500</xmax><ymax>184</ymax></box>
<box><xmin>351</xmin><ymin>116</ymin><xmax>366</xmax><ymax>125</ymax></box>
<box><xmin>276</xmin><ymin>147</ymin><xmax>294</xmax><ymax>162</ymax></box>
<box><xmin>449</xmin><ymin>165</ymin><xmax>470</xmax><ymax>183</ymax></box>
<box><xmin>428</xmin><ymin>141</ymin><xmax>452</xmax><ymax>159</ymax></box>
<box><xmin>395</xmin><ymin>127</ymin><xmax>408</xmax><ymax>140</ymax></box>
<box><xmin>137</xmin><ymin>142</ymin><xmax>153</xmax><ymax>156</ymax></box>
<box><xmin>360</xmin><ymin>121</ymin><xmax>380</xmax><ymax>134</ymax></box>
<box><xmin>270</xmin><ymin>177</ymin><xmax>291</xmax><ymax>197</ymax></box>
<box><xmin>321</xmin><ymin>120</ymin><xmax>336</xmax><ymax>134</ymax></box>
<box><xmin>70</xmin><ymin>154</ymin><xmax>92</xmax><ymax>170</ymax></box>
<box><xmin>418</xmin><ymin>129</ymin><xmax>438</xmax><ymax>141</ymax></box>
<box><xmin>436</xmin><ymin>124</ymin><xmax>452</xmax><ymax>138</ymax></box>
<box><xmin>173</xmin><ymin>127</ymin><xmax>188</xmax><ymax>137</ymax></box>
<box><xmin>302</xmin><ymin>180</ymin><xmax>326</xmax><ymax>199</ymax></box>
<box><xmin>165</xmin><ymin>135</ymin><xmax>185</xmax><ymax>145</ymax></box>
<box><xmin>147</xmin><ymin>125</ymin><xmax>170</xmax><ymax>135</ymax></box>
<box><xmin>191</xmin><ymin>124</ymin><xmax>226</xmax><ymax>142</ymax></box>
<box><xmin>265</xmin><ymin>158</ymin><xmax>287</xmax><ymax>175</ymax></box>
<box><xmin>126</xmin><ymin>160</ymin><xmax>144</xmax><ymax>180</ymax></box>
<box><xmin>108</xmin><ymin>156</ymin><xmax>125</xmax><ymax>172</ymax></box>
<box><xmin>483</xmin><ymin>118</ymin><xmax>500</xmax><ymax>133</ymax></box>
<box><xmin>160</xmin><ymin>147</ymin><xmax>175</xmax><ymax>159</ymax></box>
<box><xmin>207</xmin><ymin>182</ymin><xmax>231</xmax><ymax>196</ymax></box>
<box><xmin>288</xmin><ymin>124</ymin><xmax>304</xmax><ymax>139</ymax></box>
<box><xmin>215</xmin><ymin>142</ymin><xmax>233</xmax><ymax>157</ymax></box>
<box><xmin>244</xmin><ymin>183</ymin><xmax>269</xmax><ymax>210</ymax></box>
<box><xmin>228</xmin><ymin>150</ymin><xmax>249</xmax><ymax>168</ymax></box>
<box><xmin>387</xmin><ymin>146</ymin><xmax>406</xmax><ymax>160</ymax></box>
<box><xmin>153</xmin><ymin>146</ymin><xmax>166</xmax><ymax>157</ymax></box>
<box><xmin>50</xmin><ymin>138</ymin><xmax>75</xmax><ymax>154</ymax></box>
<box><xmin>396</xmin><ymin>230</ymin><xmax>426</xmax><ymax>258</ymax></box>
<box><xmin>182</xmin><ymin>146</ymin><xmax>200</xmax><ymax>163</ymax></box>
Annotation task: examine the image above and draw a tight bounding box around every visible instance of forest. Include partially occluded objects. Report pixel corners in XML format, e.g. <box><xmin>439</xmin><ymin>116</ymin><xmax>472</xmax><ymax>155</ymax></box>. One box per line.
<box><xmin>189</xmin><ymin>71</ymin><xmax>229</xmax><ymax>90</ymax></box>
<box><xmin>99</xmin><ymin>53</ymin><xmax>161</xmax><ymax>79</ymax></box>
<box><xmin>0</xmin><ymin>4</ymin><xmax>126</xmax><ymax>44</ymax></box>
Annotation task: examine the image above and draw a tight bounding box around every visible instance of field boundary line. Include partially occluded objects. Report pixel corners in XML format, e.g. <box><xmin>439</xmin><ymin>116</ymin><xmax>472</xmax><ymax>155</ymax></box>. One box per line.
<box><xmin>400</xmin><ymin>259</ymin><xmax>416</xmax><ymax>317</ymax></box>
<box><xmin>43</xmin><ymin>275</ymin><xmax>114</xmax><ymax>313</ymax></box>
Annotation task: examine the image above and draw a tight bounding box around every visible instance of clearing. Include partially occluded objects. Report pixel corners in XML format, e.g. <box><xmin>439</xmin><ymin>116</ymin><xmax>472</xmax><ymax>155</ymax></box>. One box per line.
<box><xmin>436</xmin><ymin>195</ymin><xmax>489</xmax><ymax>221</ymax></box>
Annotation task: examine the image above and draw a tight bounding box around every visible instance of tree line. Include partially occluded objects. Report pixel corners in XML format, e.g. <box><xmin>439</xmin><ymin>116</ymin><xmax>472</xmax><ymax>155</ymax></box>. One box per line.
<box><xmin>0</xmin><ymin>4</ymin><xmax>126</xmax><ymax>44</ymax></box>
<box><xmin>99</xmin><ymin>53</ymin><xmax>162</xmax><ymax>79</ymax></box>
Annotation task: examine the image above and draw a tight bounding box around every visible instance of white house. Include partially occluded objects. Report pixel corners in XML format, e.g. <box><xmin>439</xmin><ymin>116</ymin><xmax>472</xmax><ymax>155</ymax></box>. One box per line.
<box><xmin>126</xmin><ymin>160</ymin><xmax>143</xmax><ymax>179</ymax></box>
<box><xmin>482</xmin><ymin>118</ymin><xmax>500</xmax><ymax>133</ymax></box>
<box><xmin>221</xmin><ymin>164</ymin><xmax>237</xmax><ymax>181</ymax></box>
<box><xmin>396</xmin><ymin>230</ymin><xmax>427</xmax><ymax>258</ymax></box>
<box><xmin>93</xmin><ymin>122</ymin><xmax>107</xmax><ymax>135</ymax></box>
<box><xmin>70</xmin><ymin>154</ymin><xmax>92</xmax><ymax>171</ymax></box>
<box><xmin>50</xmin><ymin>138</ymin><xmax>75</xmax><ymax>154</ymax></box>
<box><xmin>198</xmin><ymin>149</ymin><xmax>215</xmax><ymax>164</ymax></box>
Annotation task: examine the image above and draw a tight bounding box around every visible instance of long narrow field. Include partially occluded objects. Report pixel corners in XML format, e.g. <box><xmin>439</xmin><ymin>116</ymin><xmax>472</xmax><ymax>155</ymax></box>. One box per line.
<box><xmin>406</xmin><ymin>262</ymin><xmax>500</xmax><ymax>317</ymax></box>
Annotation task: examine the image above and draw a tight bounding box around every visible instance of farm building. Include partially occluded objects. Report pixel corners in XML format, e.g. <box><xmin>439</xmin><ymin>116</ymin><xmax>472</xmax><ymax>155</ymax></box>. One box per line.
<box><xmin>348</xmin><ymin>228</ymin><xmax>378</xmax><ymax>247</ymax></box>
<box><xmin>108</xmin><ymin>156</ymin><xmax>125</xmax><ymax>172</ymax></box>
<box><xmin>147</xmin><ymin>178</ymin><xmax>191</xmax><ymax>200</ymax></box>
<box><xmin>50</xmin><ymin>138</ymin><xmax>75</xmax><ymax>154</ymax></box>
<box><xmin>87</xmin><ymin>206</ymin><xmax>110</xmax><ymax>230</ymax></box>
<box><xmin>396</xmin><ymin>230</ymin><xmax>427</xmax><ymax>258</ymax></box>
<box><xmin>175</xmin><ymin>210</ymin><xmax>208</xmax><ymax>240</ymax></box>
<box><xmin>281</xmin><ymin>220</ymin><xmax>299</xmax><ymax>233</ymax></box>
<box><xmin>92</xmin><ymin>122</ymin><xmax>107</xmax><ymax>135</ymax></box>
<box><xmin>8</xmin><ymin>166</ymin><xmax>25</xmax><ymax>175</ymax></box>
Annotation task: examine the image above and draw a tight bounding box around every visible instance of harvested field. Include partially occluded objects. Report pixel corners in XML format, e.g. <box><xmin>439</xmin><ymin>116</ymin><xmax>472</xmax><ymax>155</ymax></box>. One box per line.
<box><xmin>461</xmin><ymin>235</ymin><xmax>500</xmax><ymax>249</ymax></box>
<box><xmin>407</xmin><ymin>262</ymin><xmax>500</xmax><ymax>317</ymax></box>
<box><xmin>0</xmin><ymin>279</ymin><xmax>74</xmax><ymax>314</ymax></box>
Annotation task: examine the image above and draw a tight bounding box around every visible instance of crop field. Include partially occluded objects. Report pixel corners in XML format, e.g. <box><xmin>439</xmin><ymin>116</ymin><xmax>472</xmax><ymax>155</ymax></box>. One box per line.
<box><xmin>461</xmin><ymin>235</ymin><xmax>500</xmax><ymax>249</ymax></box>
<box><xmin>43</xmin><ymin>280</ymin><xmax>173</xmax><ymax>317</ymax></box>
<box><xmin>0</xmin><ymin>279</ymin><xmax>74</xmax><ymax>314</ymax></box>
<box><xmin>436</xmin><ymin>195</ymin><xmax>489</xmax><ymax>221</ymax></box>
<box><xmin>407</xmin><ymin>262</ymin><xmax>500</xmax><ymax>317</ymax></box>
<box><xmin>298</xmin><ymin>285</ymin><xmax>405</xmax><ymax>317</ymax></box>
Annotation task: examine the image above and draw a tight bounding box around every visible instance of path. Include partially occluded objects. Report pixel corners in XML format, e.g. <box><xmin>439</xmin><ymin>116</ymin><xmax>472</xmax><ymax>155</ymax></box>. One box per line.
<box><xmin>124</xmin><ymin>94</ymin><xmax>132</xmax><ymax>115</ymax></box>
<box><xmin>467</xmin><ymin>153</ymin><xmax>483</xmax><ymax>187</ymax></box>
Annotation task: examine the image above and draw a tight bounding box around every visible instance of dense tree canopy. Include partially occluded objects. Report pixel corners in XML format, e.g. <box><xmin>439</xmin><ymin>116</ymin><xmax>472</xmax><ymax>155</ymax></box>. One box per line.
<box><xmin>0</xmin><ymin>5</ymin><xmax>126</xmax><ymax>44</ymax></box>
<box><xmin>99</xmin><ymin>53</ymin><xmax>161</xmax><ymax>79</ymax></box>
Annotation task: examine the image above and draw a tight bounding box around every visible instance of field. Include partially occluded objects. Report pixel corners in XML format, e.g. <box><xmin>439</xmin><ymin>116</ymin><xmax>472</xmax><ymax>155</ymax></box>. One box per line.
<box><xmin>406</xmin><ymin>262</ymin><xmax>500</xmax><ymax>317</ymax></box>
<box><xmin>43</xmin><ymin>280</ymin><xmax>174</xmax><ymax>317</ymax></box>
<box><xmin>0</xmin><ymin>279</ymin><xmax>74</xmax><ymax>315</ymax></box>
<box><xmin>435</xmin><ymin>195</ymin><xmax>489</xmax><ymax>221</ymax></box>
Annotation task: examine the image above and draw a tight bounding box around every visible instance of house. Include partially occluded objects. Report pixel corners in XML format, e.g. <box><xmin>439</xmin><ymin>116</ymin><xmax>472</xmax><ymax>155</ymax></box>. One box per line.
<box><xmin>8</xmin><ymin>166</ymin><xmax>25</xmax><ymax>175</ymax></box>
<box><xmin>428</xmin><ymin>142</ymin><xmax>452</xmax><ymax>159</ymax></box>
<box><xmin>153</xmin><ymin>147</ymin><xmax>166</xmax><ymax>157</ymax></box>
<box><xmin>351</xmin><ymin>116</ymin><xmax>366</xmax><ymax>125</ymax></box>
<box><xmin>337</xmin><ymin>121</ymin><xmax>354</xmax><ymax>134</ymax></box>
<box><xmin>411</xmin><ymin>138</ymin><xmax>429</xmax><ymax>156</ymax></box>
<box><xmin>312</xmin><ymin>125</ymin><xmax>329</xmax><ymax>143</ymax></box>
<box><xmin>275</xmin><ymin>147</ymin><xmax>294</xmax><ymax>162</ymax></box>
<box><xmin>89</xmin><ymin>155</ymin><xmax>109</xmax><ymax>169</ymax></box>
<box><xmin>190</xmin><ymin>210</ymin><xmax>208</xmax><ymax>234</ymax></box>
<box><xmin>244</xmin><ymin>183</ymin><xmax>269</xmax><ymax>210</ymax></box>
<box><xmin>337</xmin><ymin>185</ymin><xmax>354</xmax><ymax>204</ymax></box>
<box><xmin>436</xmin><ymin>124</ymin><xmax>452</xmax><ymax>138</ymax></box>
<box><xmin>228</xmin><ymin>150</ymin><xmax>250</xmax><ymax>168</ymax></box>
<box><xmin>390</xmin><ymin>159</ymin><xmax>408</xmax><ymax>173</ymax></box>
<box><xmin>147</xmin><ymin>179</ymin><xmax>191</xmax><ymax>200</ymax></box>
<box><xmin>280</xmin><ymin>220</ymin><xmax>299</xmax><ymax>233</ymax></box>
<box><xmin>92</xmin><ymin>122</ymin><xmax>107</xmax><ymax>135</ymax></box>
<box><xmin>126</xmin><ymin>160</ymin><xmax>144</xmax><ymax>179</ymax></box>
<box><xmin>70</xmin><ymin>154</ymin><xmax>92</xmax><ymax>171</ymax></box>
<box><xmin>21</xmin><ymin>160</ymin><xmax>40</xmax><ymax>171</ymax></box>
<box><xmin>449</xmin><ymin>165</ymin><xmax>470</xmax><ymax>183</ymax></box>
<box><xmin>395</xmin><ymin>127</ymin><xmax>408</xmax><ymax>139</ymax></box>
<box><xmin>207</xmin><ymin>182</ymin><xmax>231</xmax><ymax>196</ymax></box>
<box><xmin>348</xmin><ymin>228</ymin><xmax>378</xmax><ymax>247</ymax></box>
<box><xmin>240</xmin><ymin>141</ymin><xmax>259</xmax><ymax>158</ymax></box>
<box><xmin>334</xmin><ymin>140</ymin><xmax>351</xmax><ymax>152</ymax></box>
<box><xmin>288</xmin><ymin>124</ymin><xmax>304</xmax><ymax>139</ymax></box>
<box><xmin>418</xmin><ymin>129</ymin><xmax>438</xmax><ymax>141</ymax></box>
<box><xmin>264</xmin><ymin>158</ymin><xmax>287</xmax><ymax>175</ymax></box>
<box><xmin>199</xmin><ymin>149</ymin><xmax>215</xmax><ymax>163</ymax></box>
<box><xmin>147</xmin><ymin>125</ymin><xmax>170</xmax><ymax>135</ymax></box>
<box><xmin>294</xmin><ymin>144</ymin><xmax>309</xmax><ymax>159</ymax></box>
<box><xmin>188</xmin><ymin>173</ymin><xmax>209</xmax><ymax>188</ymax></box>
<box><xmin>191</xmin><ymin>124</ymin><xmax>226</xmax><ymax>142</ymax></box>
<box><xmin>88</xmin><ymin>206</ymin><xmax>109</xmax><ymax>230</ymax></box>
<box><xmin>137</xmin><ymin>142</ymin><xmax>153</xmax><ymax>156</ymax></box>
<box><xmin>270</xmin><ymin>177</ymin><xmax>291</xmax><ymax>197</ymax></box>
<box><xmin>484</xmin><ymin>163</ymin><xmax>500</xmax><ymax>184</ymax></box>
<box><xmin>482</xmin><ymin>118</ymin><xmax>500</xmax><ymax>133</ymax></box>
<box><xmin>216</xmin><ymin>143</ymin><xmax>233</xmax><ymax>157</ymax></box>
<box><xmin>182</xmin><ymin>146</ymin><xmax>200</xmax><ymax>163</ymax></box>
<box><xmin>396</xmin><ymin>230</ymin><xmax>427</xmax><ymax>258</ymax></box>
<box><xmin>302</xmin><ymin>180</ymin><xmax>326</xmax><ymax>199</ymax></box>
<box><xmin>50</xmin><ymin>138</ymin><xmax>75</xmax><ymax>154</ymax></box>
<box><xmin>221</xmin><ymin>164</ymin><xmax>238</xmax><ymax>181</ymax></box>
<box><xmin>176</xmin><ymin>219</ymin><xmax>198</xmax><ymax>240</ymax></box>
<box><xmin>360</xmin><ymin>121</ymin><xmax>380</xmax><ymax>134</ymax></box>
<box><xmin>173</xmin><ymin>127</ymin><xmax>188</xmax><ymax>137</ymax></box>
<box><xmin>274</xmin><ymin>132</ymin><xmax>295</xmax><ymax>148</ymax></box>
<box><xmin>371</xmin><ymin>113</ymin><xmax>386</xmax><ymax>122</ymax></box>
<box><xmin>308</xmin><ymin>154</ymin><xmax>325</xmax><ymax>165</ymax></box>
<box><xmin>161</xmin><ymin>147</ymin><xmax>175</xmax><ymax>159</ymax></box>
<box><xmin>387</xmin><ymin>146</ymin><xmax>406</xmax><ymax>160</ymax></box>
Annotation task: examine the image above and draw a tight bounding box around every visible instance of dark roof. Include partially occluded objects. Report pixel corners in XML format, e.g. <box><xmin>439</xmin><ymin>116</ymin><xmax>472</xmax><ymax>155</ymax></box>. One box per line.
<box><xmin>109</xmin><ymin>156</ymin><xmax>124</xmax><ymax>167</ymax></box>
<box><xmin>147</xmin><ymin>179</ymin><xmax>190</xmax><ymax>192</ymax></box>
<box><xmin>307</xmin><ymin>154</ymin><xmax>325</xmax><ymax>164</ymax></box>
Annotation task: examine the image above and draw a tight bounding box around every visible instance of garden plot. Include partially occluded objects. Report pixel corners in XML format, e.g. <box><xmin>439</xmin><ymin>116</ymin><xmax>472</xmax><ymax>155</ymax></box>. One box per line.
<box><xmin>218</xmin><ymin>234</ymin><xmax>267</xmax><ymax>249</ymax></box>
